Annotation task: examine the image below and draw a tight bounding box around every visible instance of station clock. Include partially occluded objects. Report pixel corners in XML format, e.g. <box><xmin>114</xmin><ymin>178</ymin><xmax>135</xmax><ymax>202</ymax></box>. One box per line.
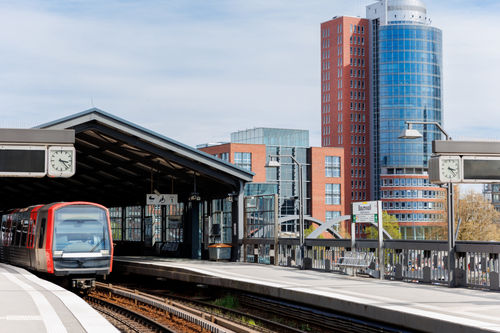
<box><xmin>47</xmin><ymin>146</ymin><xmax>75</xmax><ymax>178</ymax></box>
<box><xmin>429</xmin><ymin>155</ymin><xmax>461</xmax><ymax>184</ymax></box>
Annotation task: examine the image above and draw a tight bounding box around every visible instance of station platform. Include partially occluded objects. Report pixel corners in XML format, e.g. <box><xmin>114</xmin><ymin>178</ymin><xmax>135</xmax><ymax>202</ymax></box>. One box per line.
<box><xmin>114</xmin><ymin>256</ymin><xmax>500</xmax><ymax>333</ymax></box>
<box><xmin>0</xmin><ymin>263</ymin><xmax>117</xmax><ymax>333</ymax></box>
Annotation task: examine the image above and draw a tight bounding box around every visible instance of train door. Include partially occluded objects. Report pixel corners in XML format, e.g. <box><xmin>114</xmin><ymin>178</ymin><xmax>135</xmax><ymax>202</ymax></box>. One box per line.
<box><xmin>1</xmin><ymin>214</ymin><xmax>7</xmax><ymax>246</ymax></box>
<box><xmin>34</xmin><ymin>211</ymin><xmax>48</xmax><ymax>272</ymax></box>
<box><xmin>27</xmin><ymin>207</ymin><xmax>40</xmax><ymax>268</ymax></box>
<box><xmin>3</xmin><ymin>213</ymin><xmax>13</xmax><ymax>246</ymax></box>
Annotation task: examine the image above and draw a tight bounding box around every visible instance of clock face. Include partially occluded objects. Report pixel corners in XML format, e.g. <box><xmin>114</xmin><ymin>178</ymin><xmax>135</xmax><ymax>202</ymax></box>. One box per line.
<box><xmin>440</xmin><ymin>158</ymin><xmax>460</xmax><ymax>181</ymax></box>
<box><xmin>47</xmin><ymin>146</ymin><xmax>75</xmax><ymax>177</ymax></box>
<box><xmin>50</xmin><ymin>150</ymin><xmax>73</xmax><ymax>171</ymax></box>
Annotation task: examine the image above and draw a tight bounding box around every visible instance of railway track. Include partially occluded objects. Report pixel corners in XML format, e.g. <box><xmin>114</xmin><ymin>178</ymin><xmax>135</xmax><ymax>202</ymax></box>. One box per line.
<box><xmin>91</xmin><ymin>279</ymin><xmax>412</xmax><ymax>333</ymax></box>
<box><xmin>86</xmin><ymin>295</ymin><xmax>174</xmax><ymax>332</ymax></box>
<box><xmin>156</xmin><ymin>289</ymin><xmax>409</xmax><ymax>333</ymax></box>
<box><xmin>238</xmin><ymin>294</ymin><xmax>414</xmax><ymax>333</ymax></box>
<box><xmin>87</xmin><ymin>282</ymin><xmax>257</xmax><ymax>333</ymax></box>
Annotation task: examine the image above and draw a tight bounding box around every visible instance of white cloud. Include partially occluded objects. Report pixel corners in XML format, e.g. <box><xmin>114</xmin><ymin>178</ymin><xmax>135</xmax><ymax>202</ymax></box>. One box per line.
<box><xmin>0</xmin><ymin>0</ymin><xmax>498</xmax><ymax>147</ymax></box>
<box><xmin>431</xmin><ymin>3</ymin><xmax>500</xmax><ymax>140</ymax></box>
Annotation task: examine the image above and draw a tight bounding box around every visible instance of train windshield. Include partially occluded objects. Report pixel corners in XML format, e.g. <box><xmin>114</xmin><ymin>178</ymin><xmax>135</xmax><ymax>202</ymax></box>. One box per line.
<box><xmin>53</xmin><ymin>205</ymin><xmax>110</xmax><ymax>253</ymax></box>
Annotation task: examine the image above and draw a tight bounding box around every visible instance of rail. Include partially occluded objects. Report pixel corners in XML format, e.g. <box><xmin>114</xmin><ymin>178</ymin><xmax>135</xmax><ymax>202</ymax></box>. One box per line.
<box><xmin>91</xmin><ymin>282</ymin><xmax>231</xmax><ymax>333</ymax></box>
<box><xmin>239</xmin><ymin>239</ymin><xmax>500</xmax><ymax>290</ymax></box>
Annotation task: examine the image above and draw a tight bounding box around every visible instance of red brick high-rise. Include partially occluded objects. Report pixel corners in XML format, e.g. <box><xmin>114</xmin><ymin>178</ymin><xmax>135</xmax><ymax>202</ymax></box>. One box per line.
<box><xmin>320</xmin><ymin>17</ymin><xmax>371</xmax><ymax>215</ymax></box>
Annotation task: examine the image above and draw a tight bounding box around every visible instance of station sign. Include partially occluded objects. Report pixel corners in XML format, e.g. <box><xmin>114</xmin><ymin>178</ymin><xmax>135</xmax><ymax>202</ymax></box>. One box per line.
<box><xmin>146</xmin><ymin>194</ymin><xmax>178</xmax><ymax>205</ymax></box>
<box><xmin>352</xmin><ymin>201</ymin><xmax>380</xmax><ymax>223</ymax></box>
<box><xmin>462</xmin><ymin>156</ymin><xmax>500</xmax><ymax>183</ymax></box>
<box><xmin>430</xmin><ymin>140</ymin><xmax>500</xmax><ymax>184</ymax></box>
<box><xmin>0</xmin><ymin>128</ymin><xmax>75</xmax><ymax>178</ymax></box>
<box><xmin>0</xmin><ymin>145</ymin><xmax>46</xmax><ymax>177</ymax></box>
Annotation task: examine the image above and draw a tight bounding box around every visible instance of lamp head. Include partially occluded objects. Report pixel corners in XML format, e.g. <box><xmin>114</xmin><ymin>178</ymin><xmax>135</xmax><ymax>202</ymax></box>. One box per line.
<box><xmin>266</xmin><ymin>160</ymin><xmax>281</xmax><ymax>168</ymax></box>
<box><xmin>399</xmin><ymin>128</ymin><xmax>423</xmax><ymax>139</ymax></box>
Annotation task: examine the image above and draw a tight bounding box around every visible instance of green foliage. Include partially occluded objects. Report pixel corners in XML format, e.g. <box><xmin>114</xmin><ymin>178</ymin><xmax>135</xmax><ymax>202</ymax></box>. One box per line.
<box><xmin>304</xmin><ymin>224</ymin><xmax>325</xmax><ymax>239</ymax></box>
<box><xmin>304</xmin><ymin>224</ymin><xmax>314</xmax><ymax>237</ymax></box>
<box><xmin>213</xmin><ymin>294</ymin><xmax>239</xmax><ymax>309</ymax></box>
<box><xmin>242</xmin><ymin>317</ymin><xmax>257</xmax><ymax>326</ymax></box>
<box><xmin>300</xmin><ymin>323</ymin><xmax>312</xmax><ymax>331</ymax></box>
<box><xmin>456</xmin><ymin>191</ymin><xmax>500</xmax><ymax>241</ymax></box>
<box><xmin>365</xmin><ymin>211</ymin><xmax>402</xmax><ymax>239</ymax></box>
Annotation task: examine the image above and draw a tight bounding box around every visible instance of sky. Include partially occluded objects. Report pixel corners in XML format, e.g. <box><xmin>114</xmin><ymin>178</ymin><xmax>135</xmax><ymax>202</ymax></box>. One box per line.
<box><xmin>0</xmin><ymin>0</ymin><xmax>499</xmax><ymax>148</ymax></box>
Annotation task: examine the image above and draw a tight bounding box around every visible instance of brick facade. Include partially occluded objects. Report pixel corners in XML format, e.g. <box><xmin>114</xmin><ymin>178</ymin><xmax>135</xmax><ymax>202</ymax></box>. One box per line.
<box><xmin>200</xmin><ymin>143</ymin><xmax>346</xmax><ymax>222</ymax></box>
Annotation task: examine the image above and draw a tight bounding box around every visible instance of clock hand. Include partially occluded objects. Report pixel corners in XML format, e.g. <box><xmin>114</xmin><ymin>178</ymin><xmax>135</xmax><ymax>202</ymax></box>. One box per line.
<box><xmin>59</xmin><ymin>159</ymin><xmax>69</xmax><ymax>167</ymax></box>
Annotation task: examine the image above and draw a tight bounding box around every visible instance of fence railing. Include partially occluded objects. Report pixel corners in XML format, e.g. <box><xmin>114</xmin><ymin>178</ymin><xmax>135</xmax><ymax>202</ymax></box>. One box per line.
<box><xmin>239</xmin><ymin>238</ymin><xmax>500</xmax><ymax>291</ymax></box>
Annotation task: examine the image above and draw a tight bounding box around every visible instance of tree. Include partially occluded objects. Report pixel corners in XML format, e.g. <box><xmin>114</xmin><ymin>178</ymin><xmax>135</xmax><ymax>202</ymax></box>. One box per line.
<box><xmin>424</xmin><ymin>186</ymin><xmax>500</xmax><ymax>241</ymax></box>
<box><xmin>455</xmin><ymin>191</ymin><xmax>500</xmax><ymax>241</ymax></box>
<box><xmin>365</xmin><ymin>211</ymin><xmax>402</xmax><ymax>239</ymax></box>
<box><xmin>304</xmin><ymin>223</ymin><xmax>325</xmax><ymax>239</ymax></box>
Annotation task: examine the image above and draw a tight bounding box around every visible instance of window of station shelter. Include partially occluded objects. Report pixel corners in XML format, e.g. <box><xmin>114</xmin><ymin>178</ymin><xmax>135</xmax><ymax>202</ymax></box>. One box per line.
<box><xmin>125</xmin><ymin>206</ymin><xmax>141</xmax><ymax>241</ymax></box>
<box><xmin>109</xmin><ymin>207</ymin><xmax>122</xmax><ymax>241</ymax></box>
<box><xmin>325</xmin><ymin>156</ymin><xmax>341</xmax><ymax>177</ymax></box>
<box><xmin>234</xmin><ymin>152</ymin><xmax>252</xmax><ymax>171</ymax></box>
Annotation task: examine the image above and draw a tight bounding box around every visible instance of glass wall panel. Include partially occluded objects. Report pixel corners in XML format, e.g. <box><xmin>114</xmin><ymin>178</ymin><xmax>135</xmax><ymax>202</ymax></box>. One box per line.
<box><xmin>145</xmin><ymin>205</ymin><xmax>162</xmax><ymax>246</ymax></box>
<box><xmin>109</xmin><ymin>207</ymin><xmax>122</xmax><ymax>241</ymax></box>
<box><xmin>165</xmin><ymin>204</ymin><xmax>183</xmax><ymax>243</ymax></box>
<box><xmin>125</xmin><ymin>206</ymin><xmax>141</xmax><ymax>241</ymax></box>
<box><xmin>377</xmin><ymin>25</ymin><xmax>442</xmax><ymax>169</ymax></box>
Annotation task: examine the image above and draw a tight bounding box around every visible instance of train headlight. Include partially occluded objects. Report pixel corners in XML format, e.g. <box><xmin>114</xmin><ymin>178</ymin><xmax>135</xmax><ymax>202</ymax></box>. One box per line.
<box><xmin>100</xmin><ymin>250</ymin><xmax>109</xmax><ymax>255</ymax></box>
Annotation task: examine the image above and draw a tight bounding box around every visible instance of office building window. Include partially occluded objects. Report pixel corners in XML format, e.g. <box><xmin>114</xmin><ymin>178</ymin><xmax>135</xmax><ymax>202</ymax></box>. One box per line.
<box><xmin>220</xmin><ymin>152</ymin><xmax>229</xmax><ymax>161</ymax></box>
<box><xmin>326</xmin><ymin>156</ymin><xmax>341</xmax><ymax>177</ymax></box>
<box><xmin>234</xmin><ymin>152</ymin><xmax>251</xmax><ymax>171</ymax></box>
<box><xmin>326</xmin><ymin>184</ymin><xmax>341</xmax><ymax>205</ymax></box>
<box><xmin>326</xmin><ymin>211</ymin><xmax>341</xmax><ymax>229</ymax></box>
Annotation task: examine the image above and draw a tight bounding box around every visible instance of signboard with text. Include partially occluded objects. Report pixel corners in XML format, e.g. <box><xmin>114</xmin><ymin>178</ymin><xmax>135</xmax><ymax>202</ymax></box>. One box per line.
<box><xmin>146</xmin><ymin>194</ymin><xmax>178</xmax><ymax>205</ymax></box>
<box><xmin>352</xmin><ymin>201</ymin><xmax>380</xmax><ymax>224</ymax></box>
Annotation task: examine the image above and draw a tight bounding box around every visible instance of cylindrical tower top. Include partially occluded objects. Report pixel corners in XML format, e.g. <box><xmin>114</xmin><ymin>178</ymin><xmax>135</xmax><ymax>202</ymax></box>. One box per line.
<box><xmin>387</xmin><ymin>0</ymin><xmax>430</xmax><ymax>25</ymax></box>
<box><xmin>367</xmin><ymin>0</ymin><xmax>432</xmax><ymax>26</ymax></box>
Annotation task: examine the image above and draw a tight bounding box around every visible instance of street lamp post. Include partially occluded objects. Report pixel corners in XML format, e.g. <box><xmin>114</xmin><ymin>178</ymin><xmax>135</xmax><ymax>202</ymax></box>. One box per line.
<box><xmin>399</xmin><ymin>121</ymin><xmax>455</xmax><ymax>287</ymax></box>
<box><xmin>267</xmin><ymin>154</ymin><xmax>305</xmax><ymax>269</ymax></box>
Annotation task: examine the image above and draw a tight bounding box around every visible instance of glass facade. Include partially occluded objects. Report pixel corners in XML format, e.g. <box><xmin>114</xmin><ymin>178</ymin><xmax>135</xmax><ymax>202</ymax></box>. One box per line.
<box><xmin>234</xmin><ymin>152</ymin><xmax>252</xmax><ymax>171</ymax></box>
<box><xmin>264</xmin><ymin>146</ymin><xmax>310</xmax><ymax>217</ymax></box>
<box><xmin>244</xmin><ymin>183</ymin><xmax>278</xmax><ymax>196</ymax></box>
<box><xmin>484</xmin><ymin>184</ymin><xmax>500</xmax><ymax>212</ymax></box>
<box><xmin>378</xmin><ymin>25</ymin><xmax>443</xmax><ymax>169</ymax></box>
<box><xmin>231</xmin><ymin>128</ymin><xmax>309</xmax><ymax>147</ymax></box>
<box><xmin>368</xmin><ymin>6</ymin><xmax>445</xmax><ymax>239</ymax></box>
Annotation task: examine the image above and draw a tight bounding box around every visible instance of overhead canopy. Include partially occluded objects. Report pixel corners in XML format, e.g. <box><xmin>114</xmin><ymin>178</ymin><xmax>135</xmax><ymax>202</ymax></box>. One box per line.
<box><xmin>0</xmin><ymin>108</ymin><xmax>253</xmax><ymax>210</ymax></box>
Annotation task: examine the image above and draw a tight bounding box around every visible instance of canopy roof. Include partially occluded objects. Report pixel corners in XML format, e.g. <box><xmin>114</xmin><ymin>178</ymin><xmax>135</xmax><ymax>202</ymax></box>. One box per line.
<box><xmin>0</xmin><ymin>108</ymin><xmax>253</xmax><ymax>210</ymax></box>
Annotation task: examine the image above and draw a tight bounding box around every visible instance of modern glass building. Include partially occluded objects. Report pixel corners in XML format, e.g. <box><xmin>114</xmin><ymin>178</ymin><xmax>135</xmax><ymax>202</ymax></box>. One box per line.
<box><xmin>231</xmin><ymin>128</ymin><xmax>309</xmax><ymax>147</ymax></box>
<box><xmin>368</xmin><ymin>0</ymin><xmax>446</xmax><ymax>239</ymax></box>
<box><xmin>322</xmin><ymin>0</ymin><xmax>446</xmax><ymax>239</ymax></box>
<box><xmin>484</xmin><ymin>184</ymin><xmax>500</xmax><ymax>213</ymax></box>
<box><xmin>378</xmin><ymin>25</ymin><xmax>442</xmax><ymax>169</ymax></box>
<box><xmin>199</xmin><ymin>132</ymin><xmax>345</xmax><ymax>234</ymax></box>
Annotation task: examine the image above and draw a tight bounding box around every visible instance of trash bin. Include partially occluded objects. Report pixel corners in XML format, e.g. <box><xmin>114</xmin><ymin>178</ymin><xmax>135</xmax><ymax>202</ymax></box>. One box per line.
<box><xmin>208</xmin><ymin>243</ymin><xmax>232</xmax><ymax>261</ymax></box>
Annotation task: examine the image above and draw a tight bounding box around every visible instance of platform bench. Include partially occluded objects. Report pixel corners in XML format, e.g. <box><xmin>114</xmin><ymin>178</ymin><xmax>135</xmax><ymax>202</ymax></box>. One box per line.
<box><xmin>334</xmin><ymin>251</ymin><xmax>376</xmax><ymax>276</ymax></box>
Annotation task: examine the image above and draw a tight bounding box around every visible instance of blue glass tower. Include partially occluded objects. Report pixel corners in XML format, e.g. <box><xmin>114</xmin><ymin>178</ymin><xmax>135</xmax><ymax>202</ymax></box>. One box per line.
<box><xmin>367</xmin><ymin>0</ymin><xmax>445</xmax><ymax>239</ymax></box>
<box><xmin>378</xmin><ymin>25</ymin><xmax>442</xmax><ymax>169</ymax></box>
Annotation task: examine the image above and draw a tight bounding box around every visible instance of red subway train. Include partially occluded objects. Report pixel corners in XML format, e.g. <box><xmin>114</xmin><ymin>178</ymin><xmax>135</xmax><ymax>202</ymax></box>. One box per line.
<box><xmin>0</xmin><ymin>201</ymin><xmax>113</xmax><ymax>289</ymax></box>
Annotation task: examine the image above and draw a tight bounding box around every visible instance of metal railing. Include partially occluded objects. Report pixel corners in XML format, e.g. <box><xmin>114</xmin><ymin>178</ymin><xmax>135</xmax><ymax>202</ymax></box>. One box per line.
<box><xmin>239</xmin><ymin>238</ymin><xmax>500</xmax><ymax>291</ymax></box>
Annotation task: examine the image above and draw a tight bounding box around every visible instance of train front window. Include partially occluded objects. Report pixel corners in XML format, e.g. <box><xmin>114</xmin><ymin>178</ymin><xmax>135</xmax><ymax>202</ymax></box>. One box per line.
<box><xmin>53</xmin><ymin>205</ymin><xmax>110</xmax><ymax>253</ymax></box>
